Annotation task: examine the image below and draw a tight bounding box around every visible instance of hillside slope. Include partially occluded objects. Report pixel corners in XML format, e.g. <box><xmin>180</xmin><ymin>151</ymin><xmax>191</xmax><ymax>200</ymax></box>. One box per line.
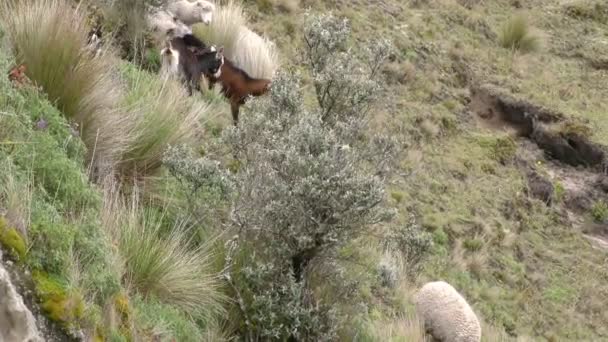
<box><xmin>242</xmin><ymin>0</ymin><xmax>608</xmax><ymax>339</ymax></box>
<box><xmin>0</xmin><ymin>0</ymin><xmax>607</xmax><ymax>340</ymax></box>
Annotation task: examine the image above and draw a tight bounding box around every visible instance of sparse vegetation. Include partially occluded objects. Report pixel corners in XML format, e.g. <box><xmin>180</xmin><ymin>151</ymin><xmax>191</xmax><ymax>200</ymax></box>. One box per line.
<box><xmin>591</xmin><ymin>200</ymin><xmax>608</xmax><ymax>223</ymax></box>
<box><xmin>564</xmin><ymin>1</ymin><xmax>607</xmax><ymax>24</ymax></box>
<box><xmin>498</xmin><ymin>14</ymin><xmax>540</xmax><ymax>53</ymax></box>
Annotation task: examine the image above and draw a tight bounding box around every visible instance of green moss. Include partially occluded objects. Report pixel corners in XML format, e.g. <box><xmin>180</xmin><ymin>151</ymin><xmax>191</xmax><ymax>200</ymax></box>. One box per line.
<box><xmin>0</xmin><ymin>218</ymin><xmax>27</xmax><ymax>260</ymax></box>
<box><xmin>33</xmin><ymin>271</ymin><xmax>85</xmax><ymax>327</ymax></box>
<box><xmin>114</xmin><ymin>292</ymin><xmax>133</xmax><ymax>341</ymax></box>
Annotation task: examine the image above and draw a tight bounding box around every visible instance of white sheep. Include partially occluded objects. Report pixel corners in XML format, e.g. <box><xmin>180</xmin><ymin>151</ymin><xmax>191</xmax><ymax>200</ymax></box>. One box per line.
<box><xmin>167</xmin><ymin>0</ymin><xmax>215</xmax><ymax>26</ymax></box>
<box><xmin>147</xmin><ymin>9</ymin><xmax>192</xmax><ymax>44</ymax></box>
<box><xmin>414</xmin><ymin>281</ymin><xmax>481</xmax><ymax>342</ymax></box>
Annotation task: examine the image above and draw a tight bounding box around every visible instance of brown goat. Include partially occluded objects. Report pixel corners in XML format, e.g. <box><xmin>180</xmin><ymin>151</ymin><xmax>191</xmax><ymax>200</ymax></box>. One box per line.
<box><xmin>204</xmin><ymin>51</ymin><xmax>271</xmax><ymax>125</ymax></box>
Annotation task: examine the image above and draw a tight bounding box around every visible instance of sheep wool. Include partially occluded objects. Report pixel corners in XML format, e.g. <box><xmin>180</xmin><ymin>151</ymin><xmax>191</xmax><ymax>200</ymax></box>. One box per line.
<box><xmin>167</xmin><ymin>0</ymin><xmax>215</xmax><ymax>26</ymax></box>
<box><xmin>147</xmin><ymin>10</ymin><xmax>192</xmax><ymax>44</ymax></box>
<box><xmin>414</xmin><ymin>281</ymin><xmax>481</xmax><ymax>342</ymax></box>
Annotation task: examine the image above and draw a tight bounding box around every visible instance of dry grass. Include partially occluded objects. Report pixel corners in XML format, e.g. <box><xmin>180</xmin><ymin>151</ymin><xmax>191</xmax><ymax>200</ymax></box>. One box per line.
<box><xmin>194</xmin><ymin>0</ymin><xmax>247</xmax><ymax>60</ymax></box>
<box><xmin>498</xmin><ymin>14</ymin><xmax>540</xmax><ymax>53</ymax></box>
<box><xmin>0</xmin><ymin>164</ymin><xmax>32</xmax><ymax>239</ymax></box>
<box><xmin>100</xmin><ymin>179</ymin><xmax>226</xmax><ymax>317</ymax></box>
<box><xmin>367</xmin><ymin>314</ymin><xmax>428</xmax><ymax>341</ymax></box>
<box><xmin>232</xmin><ymin>27</ymin><xmax>279</xmax><ymax>79</ymax></box>
<box><xmin>117</xmin><ymin>64</ymin><xmax>212</xmax><ymax>178</ymax></box>
<box><xmin>193</xmin><ymin>0</ymin><xmax>279</xmax><ymax>79</ymax></box>
<box><xmin>275</xmin><ymin>0</ymin><xmax>299</xmax><ymax>13</ymax></box>
<box><xmin>0</xmin><ymin>0</ymin><xmax>132</xmax><ymax>171</ymax></box>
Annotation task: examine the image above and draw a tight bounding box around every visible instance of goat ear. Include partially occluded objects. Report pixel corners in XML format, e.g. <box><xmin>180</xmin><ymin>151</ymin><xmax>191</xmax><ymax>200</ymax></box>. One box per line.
<box><xmin>218</xmin><ymin>46</ymin><xmax>224</xmax><ymax>55</ymax></box>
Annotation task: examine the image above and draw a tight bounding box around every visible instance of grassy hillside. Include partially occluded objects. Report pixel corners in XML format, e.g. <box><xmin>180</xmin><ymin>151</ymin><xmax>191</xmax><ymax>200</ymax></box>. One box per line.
<box><xmin>0</xmin><ymin>0</ymin><xmax>607</xmax><ymax>341</ymax></box>
<box><xmin>244</xmin><ymin>0</ymin><xmax>608</xmax><ymax>339</ymax></box>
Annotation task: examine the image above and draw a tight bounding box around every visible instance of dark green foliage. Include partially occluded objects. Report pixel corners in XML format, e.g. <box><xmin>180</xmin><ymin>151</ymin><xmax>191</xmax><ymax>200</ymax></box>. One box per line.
<box><xmin>230</xmin><ymin>250</ymin><xmax>338</xmax><ymax>341</ymax></box>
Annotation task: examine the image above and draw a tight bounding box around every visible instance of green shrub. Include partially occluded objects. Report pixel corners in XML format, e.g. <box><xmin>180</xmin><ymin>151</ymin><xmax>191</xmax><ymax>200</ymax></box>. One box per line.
<box><xmin>591</xmin><ymin>200</ymin><xmax>608</xmax><ymax>223</ymax></box>
<box><xmin>386</xmin><ymin>218</ymin><xmax>434</xmax><ymax>271</ymax></box>
<box><xmin>498</xmin><ymin>15</ymin><xmax>540</xmax><ymax>53</ymax></box>
<box><xmin>433</xmin><ymin>228</ymin><xmax>449</xmax><ymax>246</ymax></box>
<box><xmin>553</xmin><ymin>181</ymin><xmax>565</xmax><ymax>202</ymax></box>
<box><xmin>28</xmin><ymin>207</ymin><xmax>76</xmax><ymax>274</ymax></box>
<box><xmin>228</xmin><ymin>249</ymin><xmax>339</xmax><ymax>341</ymax></box>
<box><xmin>14</xmin><ymin>131</ymin><xmax>98</xmax><ymax>210</ymax></box>
<box><xmin>177</xmin><ymin>14</ymin><xmax>395</xmax><ymax>339</ymax></box>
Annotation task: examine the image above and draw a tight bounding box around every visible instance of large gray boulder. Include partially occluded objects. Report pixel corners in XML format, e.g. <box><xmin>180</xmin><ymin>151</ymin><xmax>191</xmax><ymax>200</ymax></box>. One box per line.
<box><xmin>0</xmin><ymin>250</ymin><xmax>43</xmax><ymax>342</ymax></box>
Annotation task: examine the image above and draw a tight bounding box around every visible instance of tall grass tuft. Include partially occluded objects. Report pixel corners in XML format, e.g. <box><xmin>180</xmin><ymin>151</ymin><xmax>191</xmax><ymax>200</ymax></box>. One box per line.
<box><xmin>194</xmin><ymin>0</ymin><xmax>247</xmax><ymax>60</ymax></box>
<box><xmin>498</xmin><ymin>14</ymin><xmax>540</xmax><ymax>53</ymax></box>
<box><xmin>0</xmin><ymin>0</ymin><xmax>132</xmax><ymax>171</ymax></box>
<box><xmin>100</xmin><ymin>179</ymin><xmax>225</xmax><ymax>317</ymax></box>
<box><xmin>0</xmin><ymin>0</ymin><xmax>130</xmax><ymax>172</ymax></box>
<box><xmin>117</xmin><ymin>64</ymin><xmax>212</xmax><ymax>178</ymax></box>
<box><xmin>193</xmin><ymin>0</ymin><xmax>279</xmax><ymax>79</ymax></box>
<box><xmin>232</xmin><ymin>27</ymin><xmax>279</xmax><ymax>79</ymax></box>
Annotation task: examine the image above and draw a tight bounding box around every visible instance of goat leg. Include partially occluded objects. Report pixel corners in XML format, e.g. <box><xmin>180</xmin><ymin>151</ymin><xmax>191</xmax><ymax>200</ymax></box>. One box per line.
<box><xmin>231</xmin><ymin>102</ymin><xmax>240</xmax><ymax>126</ymax></box>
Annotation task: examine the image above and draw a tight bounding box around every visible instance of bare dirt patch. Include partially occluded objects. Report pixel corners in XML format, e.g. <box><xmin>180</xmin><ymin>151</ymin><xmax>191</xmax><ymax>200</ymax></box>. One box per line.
<box><xmin>470</xmin><ymin>84</ymin><xmax>606</xmax><ymax>169</ymax></box>
<box><xmin>469</xmin><ymin>84</ymin><xmax>608</xmax><ymax>249</ymax></box>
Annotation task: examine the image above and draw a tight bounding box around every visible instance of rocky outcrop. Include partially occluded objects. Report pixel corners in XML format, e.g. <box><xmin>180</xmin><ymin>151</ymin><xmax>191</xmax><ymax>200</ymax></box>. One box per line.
<box><xmin>0</xmin><ymin>250</ymin><xmax>43</xmax><ymax>342</ymax></box>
